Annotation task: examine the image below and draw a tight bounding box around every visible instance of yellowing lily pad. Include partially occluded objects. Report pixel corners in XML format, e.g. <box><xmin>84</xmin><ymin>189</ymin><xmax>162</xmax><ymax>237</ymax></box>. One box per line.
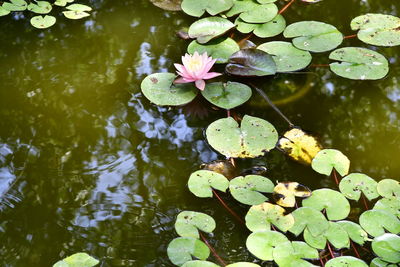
<box><xmin>273</xmin><ymin>182</ymin><xmax>311</xmax><ymax>207</ymax></box>
<box><xmin>276</xmin><ymin>128</ymin><xmax>321</xmax><ymax>165</ymax></box>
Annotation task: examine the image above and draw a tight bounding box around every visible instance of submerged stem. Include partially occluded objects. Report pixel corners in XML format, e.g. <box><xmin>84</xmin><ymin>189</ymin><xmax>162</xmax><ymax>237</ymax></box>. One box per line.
<box><xmin>251</xmin><ymin>84</ymin><xmax>295</xmax><ymax>128</ymax></box>
<box><xmin>350</xmin><ymin>241</ymin><xmax>361</xmax><ymax>258</ymax></box>
<box><xmin>213</xmin><ymin>189</ymin><xmax>245</xmax><ymax>225</ymax></box>
<box><xmin>279</xmin><ymin>0</ymin><xmax>296</xmax><ymax>14</ymax></box>
<box><xmin>200</xmin><ymin>232</ymin><xmax>227</xmax><ymax>266</ymax></box>
<box><xmin>344</xmin><ymin>34</ymin><xmax>357</xmax><ymax>39</ymax></box>
<box><xmin>327</xmin><ymin>242</ymin><xmax>335</xmax><ymax>258</ymax></box>
<box><xmin>331</xmin><ymin>169</ymin><xmax>340</xmax><ymax>185</ymax></box>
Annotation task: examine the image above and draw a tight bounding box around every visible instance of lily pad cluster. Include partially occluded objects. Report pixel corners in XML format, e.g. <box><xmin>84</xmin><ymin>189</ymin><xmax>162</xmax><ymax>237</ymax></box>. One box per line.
<box><xmin>0</xmin><ymin>0</ymin><xmax>92</xmax><ymax>28</ymax></box>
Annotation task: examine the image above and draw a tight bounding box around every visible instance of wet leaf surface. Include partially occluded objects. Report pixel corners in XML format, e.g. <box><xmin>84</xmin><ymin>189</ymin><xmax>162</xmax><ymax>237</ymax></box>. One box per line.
<box><xmin>229</xmin><ymin>175</ymin><xmax>274</xmax><ymax>205</ymax></box>
<box><xmin>339</xmin><ymin>173</ymin><xmax>379</xmax><ymax>201</ymax></box>
<box><xmin>226</xmin><ymin>49</ymin><xmax>277</xmax><ymax>76</ymax></box>
<box><xmin>175</xmin><ymin>211</ymin><xmax>216</xmax><ymax>239</ymax></box>
<box><xmin>372</xmin><ymin>234</ymin><xmax>400</xmax><ymax>264</ymax></box>
<box><xmin>311</xmin><ymin>149</ymin><xmax>350</xmax><ymax>176</ymax></box>
<box><xmin>188</xmin><ymin>17</ymin><xmax>235</xmax><ymax>44</ymax></box>
<box><xmin>167</xmin><ymin>237</ymin><xmax>210</xmax><ymax>266</ymax></box>
<box><xmin>182</xmin><ymin>0</ymin><xmax>233</xmax><ymax>17</ymax></box>
<box><xmin>188</xmin><ymin>170</ymin><xmax>229</xmax><ymax>198</ymax></box>
<box><xmin>273</xmin><ymin>182</ymin><xmax>311</xmax><ymax>207</ymax></box>
<box><xmin>201</xmin><ymin>82</ymin><xmax>252</xmax><ymax>110</ymax></box>
<box><xmin>246</xmin><ymin>230</ymin><xmax>288</xmax><ymax>261</ymax></box>
<box><xmin>187</xmin><ymin>37</ymin><xmax>240</xmax><ymax>64</ymax></box>
<box><xmin>359</xmin><ymin>210</ymin><xmax>400</xmax><ymax>237</ymax></box>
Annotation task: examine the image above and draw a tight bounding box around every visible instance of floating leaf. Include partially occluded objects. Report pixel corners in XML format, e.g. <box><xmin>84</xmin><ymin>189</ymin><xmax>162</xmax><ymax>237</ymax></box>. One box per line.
<box><xmin>273</xmin><ymin>241</ymin><xmax>319</xmax><ymax>266</ymax></box>
<box><xmin>27</xmin><ymin>1</ymin><xmax>52</xmax><ymax>14</ymax></box>
<box><xmin>359</xmin><ymin>210</ymin><xmax>400</xmax><ymax>237</ymax></box>
<box><xmin>206</xmin><ymin>115</ymin><xmax>278</xmax><ymax>158</ymax></box>
<box><xmin>235</xmin><ymin>15</ymin><xmax>286</xmax><ymax>38</ymax></box>
<box><xmin>54</xmin><ymin>0</ymin><xmax>74</xmax><ymax>7</ymax></box>
<box><xmin>339</xmin><ymin>173</ymin><xmax>379</xmax><ymax>201</ymax></box>
<box><xmin>187</xmin><ymin>38</ymin><xmax>240</xmax><ymax>64</ymax></box>
<box><xmin>302</xmin><ymin>189</ymin><xmax>350</xmax><ymax>220</ymax></box>
<box><xmin>329</xmin><ymin>47</ymin><xmax>389</xmax><ymax>80</ymax></box>
<box><xmin>53</xmin><ymin>253</ymin><xmax>99</xmax><ymax>267</ymax></box>
<box><xmin>226</xmin><ymin>49</ymin><xmax>277</xmax><ymax>76</ymax></box>
<box><xmin>175</xmin><ymin>211</ymin><xmax>216</xmax><ymax>239</ymax></box>
<box><xmin>256</xmin><ymin>0</ymin><xmax>277</xmax><ymax>3</ymax></box>
<box><xmin>289</xmin><ymin>207</ymin><xmax>329</xmax><ymax>237</ymax></box>
<box><xmin>188</xmin><ymin>170</ymin><xmax>229</xmax><ymax>198</ymax></box>
<box><xmin>311</xmin><ymin>149</ymin><xmax>350</xmax><ymax>176</ymax></box>
<box><xmin>336</xmin><ymin>221</ymin><xmax>369</xmax><ymax>245</ymax></box>
<box><xmin>2</xmin><ymin>0</ymin><xmax>27</xmax><ymax>11</ymax></box>
<box><xmin>245</xmin><ymin>202</ymin><xmax>295</xmax><ymax>232</ymax></box>
<box><xmin>374</xmin><ymin>198</ymin><xmax>400</xmax><ymax>218</ymax></box>
<box><xmin>258</xmin><ymin>42</ymin><xmax>312</xmax><ymax>73</ymax></box>
<box><xmin>201</xmin><ymin>82</ymin><xmax>252</xmax><ymax>110</ymax></box>
<box><xmin>181</xmin><ymin>0</ymin><xmax>233</xmax><ymax>17</ymax></box>
<box><xmin>372</xmin><ymin>234</ymin><xmax>400</xmax><ymax>264</ymax></box>
<box><xmin>246</xmin><ymin>230</ymin><xmax>288</xmax><ymax>261</ymax></box>
<box><xmin>63</xmin><ymin>10</ymin><xmax>90</xmax><ymax>19</ymax></box>
<box><xmin>377</xmin><ymin>179</ymin><xmax>400</xmax><ymax>200</ymax></box>
<box><xmin>325</xmin><ymin>256</ymin><xmax>368</xmax><ymax>267</ymax></box>
<box><xmin>0</xmin><ymin>6</ymin><xmax>11</xmax><ymax>16</ymax></box>
<box><xmin>370</xmin><ymin>257</ymin><xmax>398</xmax><ymax>267</ymax></box>
<box><xmin>351</xmin><ymin>14</ymin><xmax>400</xmax><ymax>47</ymax></box>
<box><xmin>273</xmin><ymin>182</ymin><xmax>311</xmax><ymax>208</ymax></box>
<box><xmin>200</xmin><ymin>160</ymin><xmax>237</xmax><ymax>179</ymax></box>
<box><xmin>226</xmin><ymin>263</ymin><xmax>260</xmax><ymax>267</ymax></box>
<box><xmin>283</xmin><ymin>21</ymin><xmax>343</xmax><ymax>52</ymax></box>
<box><xmin>188</xmin><ymin>17</ymin><xmax>235</xmax><ymax>44</ymax></box>
<box><xmin>304</xmin><ymin>222</ymin><xmax>350</xmax><ymax>250</ymax></box>
<box><xmin>150</xmin><ymin>0</ymin><xmax>182</xmax><ymax>11</ymax></box>
<box><xmin>301</xmin><ymin>0</ymin><xmax>323</xmax><ymax>2</ymax></box>
<box><xmin>182</xmin><ymin>261</ymin><xmax>219</xmax><ymax>267</ymax></box>
<box><xmin>30</xmin><ymin>15</ymin><xmax>56</xmax><ymax>29</ymax></box>
<box><xmin>226</xmin><ymin>0</ymin><xmax>278</xmax><ymax>24</ymax></box>
<box><xmin>140</xmin><ymin>73</ymin><xmax>198</xmax><ymax>106</ymax></box>
<box><xmin>65</xmin><ymin>3</ymin><xmax>92</xmax><ymax>12</ymax></box>
<box><xmin>167</xmin><ymin>237</ymin><xmax>210</xmax><ymax>266</ymax></box>
<box><xmin>229</xmin><ymin>175</ymin><xmax>274</xmax><ymax>205</ymax></box>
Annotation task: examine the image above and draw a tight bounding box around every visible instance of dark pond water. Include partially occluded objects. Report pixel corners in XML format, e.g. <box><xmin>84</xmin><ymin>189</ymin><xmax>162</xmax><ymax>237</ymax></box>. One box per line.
<box><xmin>0</xmin><ymin>0</ymin><xmax>399</xmax><ymax>266</ymax></box>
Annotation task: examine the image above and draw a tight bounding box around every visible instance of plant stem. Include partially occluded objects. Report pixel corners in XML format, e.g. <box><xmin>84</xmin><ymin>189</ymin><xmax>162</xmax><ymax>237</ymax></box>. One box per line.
<box><xmin>344</xmin><ymin>34</ymin><xmax>357</xmax><ymax>39</ymax></box>
<box><xmin>319</xmin><ymin>256</ymin><xmax>325</xmax><ymax>267</ymax></box>
<box><xmin>227</xmin><ymin>109</ymin><xmax>231</xmax><ymax>118</ymax></box>
<box><xmin>310</xmin><ymin>64</ymin><xmax>330</xmax><ymax>68</ymax></box>
<box><xmin>327</xmin><ymin>242</ymin><xmax>335</xmax><ymax>258</ymax></box>
<box><xmin>200</xmin><ymin>232</ymin><xmax>227</xmax><ymax>266</ymax></box>
<box><xmin>331</xmin><ymin>169</ymin><xmax>340</xmax><ymax>185</ymax></box>
<box><xmin>279</xmin><ymin>0</ymin><xmax>296</xmax><ymax>14</ymax></box>
<box><xmin>350</xmin><ymin>241</ymin><xmax>361</xmax><ymax>258</ymax></box>
<box><xmin>213</xmin><ymin>189</ymin><xmax>245</xmax><ymax>225</ymax></box>
<box><xmin>251</xmin><ymin>84</ymin><xmax>295</xmax><ymax>128</ymax></box>
<box><xmin>361</xmin><ymin>195</ymin><xmax>369</xmax><ymax>210</ymax></box>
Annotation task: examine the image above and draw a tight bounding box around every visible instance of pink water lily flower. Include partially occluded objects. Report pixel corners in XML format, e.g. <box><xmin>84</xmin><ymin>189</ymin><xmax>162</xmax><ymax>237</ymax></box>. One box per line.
<box><xmin>174</xmin><ymin>51</ymin><xmax>222</xmax><ymax>91</ymax></box>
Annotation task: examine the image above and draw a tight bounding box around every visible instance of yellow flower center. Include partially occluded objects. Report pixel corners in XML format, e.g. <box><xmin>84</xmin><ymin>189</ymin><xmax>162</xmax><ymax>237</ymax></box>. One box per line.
<box><xmin>187</xmin><ymin>58</ymin><xmax>203</xmax><ymax>72</ymax></box>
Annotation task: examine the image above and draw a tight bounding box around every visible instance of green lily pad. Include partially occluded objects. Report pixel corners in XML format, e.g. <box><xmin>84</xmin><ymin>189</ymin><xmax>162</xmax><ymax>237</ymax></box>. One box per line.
<box><xmin>226</xmin><ymin>0</ymin><xmax>278</xmax><ymax>24</ymax></box>
<box><xmin>339</xmin><ymin>173</ymin><xmax>379</xmax><ymax>201</ymax></box>
<box><xmin>370</xmin><ymin>257</ymin><xmax>398</xmax><ymax>267</ymax></box>
<box><xmin>336</xmin><ymin>221</ymin><xmax>369</xmax><ymax>245</ymax></box>
<box><xmin>329</xmin><ymin>47</ymin><xmax>389</xmax><ymax>80</ymax></box>
<box><xmin>374</xmin><ymin>198</ymin><xmax>400</xmax><ymax>218</ymax></box>
<box><xmin>187</xmin><ymin>38</ymin><xmax>240</xmax><ymax>64</ymax></box>
<box><xmin>226</xmin><ymin>49</ymin><xmax>277</xmax><ymax>76</ymax></box>
<box><xmin>304</xmin><ymin>222</ymin><xmax>350</xmax><ymax>250</ymax></box>
<box><xmin>311</xmin><ymin>149</ymin><xmax>350</xmax><ymax>176</ymax></box>
<box><xmin>188</xmin><ymin>170</ymin><xmax>229</xmax><ymax>198</ymax></box>
<box><xmin>283</xmin><ymin>21</ymin><xmax>343</xmax><ymax>53</ymax></box>
<box><xmin>258</xmin><ymin>41</ymin><xmax>312</xmax><ymax>72</ymax></box>
<box><xmin>65</xmin><ymin>3</ymin><xmax>92</xmax><ymax>12</ymax></box>
<box><xmin>140</xmin><ymin>73</ymin><xmax>198</xmax><ymax>106</ymax></box>
<box><xmin>167</xmin><ymin>237</ymin><xmax>210</xmax><ymax>266</ymax></box>
<box><xmin>30</xmin><ymin>15</ymin><xmax>56</xmax><ymax>29</ymax></box>
<box><xmin>256</xmin><ymin>0</ymin><xmax>277</xmax><ymax>3</ymax></box>
<box><xmin>175</xmin><ymin>211</ymin><xmax>216</xmax><ymax>239</ymax></box>
<box><xmin>63</xmin><ymin>10</ymin><xmax>90</xmax><ymax>19</ymax></box>
<box><xmin>226</xmin><ymin>263</ymin><xmax>260</xmax><ymax>267</ymax></box>
<box><xmin>245</xmin><ymin>202</ymin><xmax>295</xmax><ymax>232</ymax></box>
<box><xmin>359</xmin><ymin>210</ymin><xmax>400</xmax><ymax>237</ymax></box>
<box><xmin>235</xmin><ymin>15</ymin><xmax>286</xmax><ymax>38</ymax></box>
<box><xmin>0</xmin><ymin>6</ymin><xmax>11</xmax><ymax>16</ymax></box>
<box><xmin>377</xmin><ymin>179</ymin><xmax>400</xmax><ymax>199</ymax></box>
<box><xmin>273</xmin><ymin>182</ymin><xmax>311</xmax><ymax>208</ymax></box>
<box><xmin>2</xmin><ymin>0</ymin><xmax>27</xmax><ymax>11</ymax></box>
<box><xmin>351</xmin><ymin>14</ymin><xmax>400</xmax><ymax>47</ymax></box>
<box><xmin>273</xmin><ymin>241</ymin><xmax>319</xmax><ymax>266</ymax></box>
<box><xmin>289</xmin><ymin>207</ymin><xmax>329</xmax><ymax>237</ymax></box>
<box><xmin>246</xmin><ymin>230</ymin><xmax>288</xmax><ymax>261</ymax></box>
<box><xmin>182</xmin><ymin>261</ymin><xmax>219</xmax><ymax>267</ymax></box>
<box><xmin>201</xmin><ymin>82</ymin><xmax>252</xmax><ymax>110</ymax></box>
<box><xmin>181</xmin><ymin>0</ymin><xmax>233</xmax><ymax>17</ymax></box>
<box><xmin>325</xmin><ymin>256</ymin><xmax>368</xmax><ymax>267</ymax></box>
<box><xmin>206</xmin><ymin>115</ymin><xmax>278</xmax><ymax>158</ymax></box>
<box><xmin>188</xmin><ymin>17</ymin><xmax>235</xmax><ymax>44</ymax></box>
<box><xmin>302</xmin><ymin>189</ymin><xmax>350</xmax><ymax>220</ymax></box>
<box><xmin>54</xmin><ymin>0</ymin><xmax>74</xmax><ymax>7</ymax></box>
<box><xmin>53</xmin><ymin>253</ymin><xmax>99</xmax><ymax>267</ymax></box>
<box><xmin>372</xmin><ymin>234</ymin><xmax>400</xmax><ymax>263</ymax></box>
<box><xmin>229</xmin><ymin>175</ymin><xmax>274</xmax><ymax>205</ymax></box>
<box><xmin>27</xmin><ymin>1</ymin><xmax>52</xmax><ymax>14</ymax></box>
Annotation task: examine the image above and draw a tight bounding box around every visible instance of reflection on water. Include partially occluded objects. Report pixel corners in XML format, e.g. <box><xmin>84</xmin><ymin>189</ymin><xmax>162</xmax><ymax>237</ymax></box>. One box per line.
<box><xmin>0</xmin><ymin>0</ymin><xmax>399</xmax><ymax>265</ymax></box>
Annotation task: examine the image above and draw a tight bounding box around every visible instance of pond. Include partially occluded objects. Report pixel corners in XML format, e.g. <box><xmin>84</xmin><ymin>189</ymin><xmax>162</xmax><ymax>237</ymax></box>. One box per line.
<box><xmin>0</xmin><ymin>0</ymin><xmax>399</xmax><ymax>266</ymax></box>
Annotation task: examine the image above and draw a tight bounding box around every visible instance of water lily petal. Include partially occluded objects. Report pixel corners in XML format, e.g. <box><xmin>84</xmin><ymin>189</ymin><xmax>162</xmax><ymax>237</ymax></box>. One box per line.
<box><xmin>201</xmin><ymin>58</ymin><xmax>217</xmax><ymax>77</ymax></box>
<box><xmin>174</xmin><ymin>63</ymin><xmax>193</xmax><ymax>79</ymax></box>
<box><xmin>203</xmin><ymin>72</ymin><xmax>222</xmax><ymax>80</ymax></box>
<box><xmin>174</xmin><ymin>77</ymin><xmax>196</xmax><ymax>84</ymax></box>
<box><xmin>195</xmin><ymin>79</ymin><xmax>206</xmax><ymax>91</ymax></box>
